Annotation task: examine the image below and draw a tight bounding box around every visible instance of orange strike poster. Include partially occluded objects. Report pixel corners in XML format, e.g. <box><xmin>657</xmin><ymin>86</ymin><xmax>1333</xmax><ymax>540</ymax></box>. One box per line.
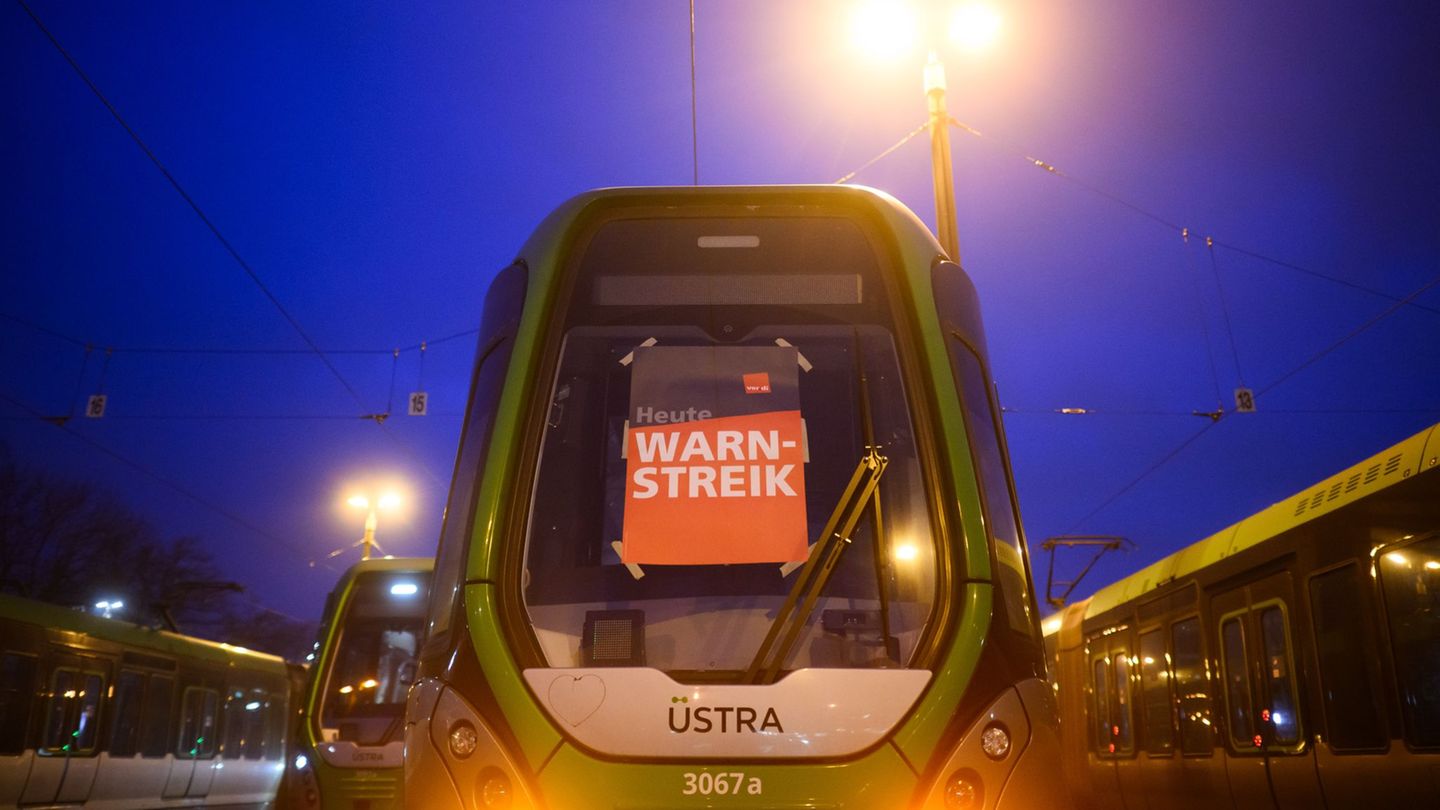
<box><xmin>621</xmin><ymin>345</ymin><xmax>808</xmax><ymax>565</ymax></box>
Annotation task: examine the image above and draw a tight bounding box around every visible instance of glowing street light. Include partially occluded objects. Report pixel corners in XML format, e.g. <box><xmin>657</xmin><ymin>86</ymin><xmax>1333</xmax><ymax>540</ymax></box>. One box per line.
<box><xmin>848</xmin><ymin>1</ymin><xmax>1003</xmax><ymax>263</ymax></box>
<box><xmin>93</xmin><ymin>599</ymin><xmax>124</xmax><ymax>618</ymax></box>
<box><xmin>346</xmin><ymin>489</ymin><xmax>403</xmax><ymax>560</ymax></box>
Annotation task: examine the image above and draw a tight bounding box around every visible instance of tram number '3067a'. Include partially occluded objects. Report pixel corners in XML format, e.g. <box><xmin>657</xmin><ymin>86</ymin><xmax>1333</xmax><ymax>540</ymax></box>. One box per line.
<box><xmin>682</xmin><ymin>771</ymin><xmax>763</xmax><ymax>796</ymax></box>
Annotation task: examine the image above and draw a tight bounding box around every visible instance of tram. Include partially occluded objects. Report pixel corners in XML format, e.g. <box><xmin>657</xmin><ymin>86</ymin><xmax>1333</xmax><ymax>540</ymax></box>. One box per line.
<box><xmin>0</xmin><ymin>592</ymin><xmax>290</xmax><ymax>807</ymax></box>
<box><xmin>1045</xmin><ymin>422</ymin><xmax>1440</xmax><ymax>809</ymax></box>
<box><xmin>289</xmin><ymin>557</ymin><xmax>431</xmax><ymax>809</ymax></box>
<box><xmin>405</xmin><ymin>186</ymin><xmax>1063</xmax><ymax>809</ymax></box>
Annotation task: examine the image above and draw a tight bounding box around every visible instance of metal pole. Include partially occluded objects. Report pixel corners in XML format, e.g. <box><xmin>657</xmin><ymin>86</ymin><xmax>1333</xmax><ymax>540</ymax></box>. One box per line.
<box><xmin>361</xmin><ymin>508</ymin><xmax>377</xmax><ymax>560</ymax></box>
<box><xmin>924</xmin><ymin>52</ymin><xmax>960</xmax><ymax>263</ymax></box>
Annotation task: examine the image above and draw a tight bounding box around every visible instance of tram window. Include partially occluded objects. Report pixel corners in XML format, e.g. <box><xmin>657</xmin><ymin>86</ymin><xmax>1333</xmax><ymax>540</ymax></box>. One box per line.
<box><xmin>1171</xmin><ymin>617</ymin><xmax>1213</xmax><ymax>754</ymax></box>
<box><xmin>1221</xmin><ymin>617</ymin><xmax>1254</xmax><ymax>748</ymax></box>
<box><xmin>140</xmin><ymin>676</ymin><xmax>173</xmax><ymax>758</ymax></box>
<box><xmin>1258</xmin><ymin>606</ymin><xmax>1300</xmax><ymax>745</ymax></box>
<box><xmin>222</xmin><ymin>689</ymin><xmax>246</xmax><ymax>757</ymax></box>
<box><xmin>946</xmin><ymin>340</ymin><xmax>1033</xmax><ymax>635</ymax></box>
<box><xmin>1308</xmin><ymin>565</ymin><xmax>1386</xmax><ymax>750</ymax></box>
<box><xmin>109</xmin><ymin>670</ymin><xmax>145</xmax><ymax>757</ymax></box>
<box><xmin>1378</xmin><ymin>537</ymin><xmax>1440</xmax><ymax>748</ymax></box>
<box><xmin>1113</xmin><ymin>652</ymin><xmax>1135</xmax><ymax>754</ymax></box>
<box><xmin>0</xmin><ymin>653</ymin><xmax>36</xmax><ymax>755</ymax></box>
<box><xmin>42</xmin><ymin>669</ymin><xmax>101</xmax><ymax>754</ymax></box>
<box><xmin>178</xmin><ymin>687</ymin><xmax>219</xmax><ymax>759</ymax></box>
<box><xmin>1091</xmin><ymin>657</ymin><xmax>1112</xmax><ymax>754</ymax></box>
<box><xmin>264</xmin><ymin>690</ymin><xmax>285</xmax><ymax>760</ymax></box>
<box><xmin>1139</xmin><ymin>629</ymin><xmax>1175</xmax><ymax>754</ymax></box>
<box><xmin>428</xmin><ymin>262</ymin><xmax>525</xmax><ymax>645</ymax></box>
<box><xmin>243</xmin><ymin>692</ymin><xmax>267</xmax><ymax>760</ymax></box>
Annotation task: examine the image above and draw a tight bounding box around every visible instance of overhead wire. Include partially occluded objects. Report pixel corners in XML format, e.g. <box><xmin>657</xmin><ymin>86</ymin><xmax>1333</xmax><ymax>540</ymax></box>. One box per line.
<box><xmin>15</xmin><ymin>0</ymin><xmax>442</xmax><ymax>486</ymax></box>
<box><xmin>1205</xmin><ymin>237</ymin><xmax>1247</xmax><ymax>387</ymax></box>
<box><xmin>835</xmin><ymin>120</ymin><xmax>930</xmax><ymax>185</ymax></box>
<box><xmin>0</xmin><ymin>388</ymin><xmax>334</xmax><ymax>573</ymax></box>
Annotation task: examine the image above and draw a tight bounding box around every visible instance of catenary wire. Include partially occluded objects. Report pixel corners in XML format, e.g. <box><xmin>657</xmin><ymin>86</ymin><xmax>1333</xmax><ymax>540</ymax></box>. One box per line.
<box><xmin>0</xmin><ymin>388</ymin><xmax>333</xmax><ymax>572</ymax></box>
<box><xmin>14</xmin><ymin>0</ymin><xmax>441</xmax><ymax>486</ymax></box>
<box><xmin>835</xmin><ymin>120</ymin><xmax>931</xmax><ymax>185</ymax></box>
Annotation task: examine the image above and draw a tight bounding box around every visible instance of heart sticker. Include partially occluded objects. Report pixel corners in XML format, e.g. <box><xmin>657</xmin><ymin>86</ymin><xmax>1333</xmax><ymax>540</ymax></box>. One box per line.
<box><xmin>548</xmin><ymin>674</ymin><xmax>606</xmax><ymax>727</ymax></box>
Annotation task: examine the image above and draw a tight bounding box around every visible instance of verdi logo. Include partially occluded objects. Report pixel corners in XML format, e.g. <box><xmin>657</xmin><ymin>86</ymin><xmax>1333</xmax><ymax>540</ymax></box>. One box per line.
<box><xmin>667</xmin><ymin>697</ymin><xmax>784</xmax><ymax>734</ymax></box>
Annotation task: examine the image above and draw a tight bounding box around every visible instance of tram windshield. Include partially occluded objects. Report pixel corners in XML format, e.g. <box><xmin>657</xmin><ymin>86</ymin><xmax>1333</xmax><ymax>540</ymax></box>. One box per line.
<box><xmin>521</xmin><ymin>213</ymin><xmax>940</xmax><ymax>681</ymax></box>
<box><xmin>317</xmin><ymin>570</ymin><xmax>428</xmax><ymax>744</ymax></box>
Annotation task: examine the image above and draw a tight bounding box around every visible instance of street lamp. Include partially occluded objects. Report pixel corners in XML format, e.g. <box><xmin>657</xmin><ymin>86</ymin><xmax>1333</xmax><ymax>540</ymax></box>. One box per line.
<box><xmin>347</xmin><ymin>491</ymin><xmax>401</xmax><ymax>560</ymax></box>
<box><xmin>850</xmin><ymin>1</ymin><xmax>1003</xmax><ymax>264</ymax></box>
<box><xmin>93</xmin><ymin>599</ymin><xmax>124</xmax><ymax>618</ymax></box>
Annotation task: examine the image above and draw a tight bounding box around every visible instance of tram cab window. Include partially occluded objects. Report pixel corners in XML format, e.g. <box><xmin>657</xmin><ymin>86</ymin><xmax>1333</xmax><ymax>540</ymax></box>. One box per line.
<box><xmin>1170</xmin><ymin>617</ymin><xmax>1214</xmax><ymax>754</ymax></box>
<box><xmin>0</xmin><ymin>653</ymin><xmax>36</xmax><ymax>755</ymax></box>
<box><xmin>140</xmin><ymin>676</ymin><xmax>173</xmax><ymax>758</ymax></box>
<box><xmin>1308</xmin><ymin>564</ymin><xmax>1387</xmax><ymax>750</ymax></box>
<box><xmin>945</xmin><ymin>339</ymin><xmax>1033</xmax><ymax>635</ymax></box>
<box><xmin>319</xmin><ymin>571</ymin><xmax>429</xmax><ymax>745</ymax></box>
<box><xmin>109</xmin><ymin>670</ymin><xmax>145</xmax><ymax>757</ymax></box>
<box><xmin>1378</xmin><ymin>537</ymin><xmax>1440</xmax><ymax>748</ymax></box>
<box><xmin>520</xmin><ymin>214</ymin><xmax>940</xmax><ymax>679</ymax></box>
<box><xmin>1139</xmin><ymin>629</ymin><xmax>1175</xmax><ymax>754</ymax></box>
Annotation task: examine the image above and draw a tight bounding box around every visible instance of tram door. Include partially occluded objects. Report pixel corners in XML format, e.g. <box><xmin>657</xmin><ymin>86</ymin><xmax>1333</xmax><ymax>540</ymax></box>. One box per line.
<box><xmin>19</xmin><ymin>657</ymin><xmax>104</xmax><ymax>806</ymax></box>
<box><xmin>1213</xmin><ymin>572</ymin><xmax>1324</xmax><ymax>810</ymax></box>
<box><xmin>1087</xmin><ymin>629</ymin><xmax>1147</xmax><ymax>810</ymax></box>
<box><xmin>163</xmin><ymin>686</ymin><xmax>218</xmax><ymax>799</ymax></box>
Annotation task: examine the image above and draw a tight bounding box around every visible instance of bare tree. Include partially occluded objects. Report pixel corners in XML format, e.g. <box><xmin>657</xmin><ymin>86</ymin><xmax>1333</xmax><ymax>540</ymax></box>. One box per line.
<box><xmin>0</xmin><ymin>448</ymin><xmax>315</xmax><ymax>659</ymax></box>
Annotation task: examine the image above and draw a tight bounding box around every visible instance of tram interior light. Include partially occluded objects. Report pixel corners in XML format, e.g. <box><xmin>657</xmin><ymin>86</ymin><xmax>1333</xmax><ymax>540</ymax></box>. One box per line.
<box><xmin>293</xmin><ymin>753</ymin><xmax>308</xmax><ymax>770</ymax></box>
<box><xmin>390</xmin><ymin>581</ymin><xmax>420</xmax><ymax>597</ymax></box>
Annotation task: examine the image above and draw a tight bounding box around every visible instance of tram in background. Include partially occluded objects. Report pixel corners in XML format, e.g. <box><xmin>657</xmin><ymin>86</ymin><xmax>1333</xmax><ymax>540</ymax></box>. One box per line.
<box><xmin>0</xmin><ymin>593</ymin><xmax>290</xmax><ymax>807</ymax></box>
<box><xmin>1045</xmin><ymin>422</ymin><xmax>1440</xmax><ymax>809</ymax></box>
<box><xmin>289</xmin><ymin>557</ymin><xmax>431</xmax><ymax>809</ymax></box>
<box><xmin>404</xmin><ymin>185</ymin><xmax>1063</xmax><ymax>809</ymax></box>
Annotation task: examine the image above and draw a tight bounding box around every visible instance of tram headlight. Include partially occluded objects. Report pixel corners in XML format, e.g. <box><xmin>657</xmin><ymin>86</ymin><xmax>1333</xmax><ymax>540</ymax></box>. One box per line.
<box><xmin>477</xmin><ymin>766</ymin><xmax>513</xmax><ymax>808</ymax></box>
<box><xmin>943</xmin><ymin>769</ymin><xmax>982</xmax><ymax>809</ymax></box>
<box><xmin>980</xmin><ymin>722</ymin><xmax>1011</xmax><ymax>760</ymax></box>
<box><xmin>449</xmin><ymin>720</ymin><xmax>480</xmax><ymax>758</ymax></box>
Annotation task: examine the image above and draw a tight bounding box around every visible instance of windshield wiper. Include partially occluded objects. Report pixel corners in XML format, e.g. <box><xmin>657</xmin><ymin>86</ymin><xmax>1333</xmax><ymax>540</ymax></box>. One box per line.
<box><xmin>744</xmin><ymin>447</ymin><xmax>888</xmax><ymax>685</ymax></box>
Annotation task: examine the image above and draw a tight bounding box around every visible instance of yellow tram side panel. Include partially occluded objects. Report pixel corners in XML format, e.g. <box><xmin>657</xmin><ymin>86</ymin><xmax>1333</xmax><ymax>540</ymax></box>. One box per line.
<box><xmin>1076</xmin><ymin>421</ymin><xmax>1440</xmax><ymax>622</ymax></box>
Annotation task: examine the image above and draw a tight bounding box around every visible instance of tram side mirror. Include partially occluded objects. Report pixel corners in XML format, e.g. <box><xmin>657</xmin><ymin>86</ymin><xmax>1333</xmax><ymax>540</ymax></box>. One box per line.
<box><xmin>581</xmin><ymin>609</ymin><xmax>646</xmax><ymax>667</ymax></box>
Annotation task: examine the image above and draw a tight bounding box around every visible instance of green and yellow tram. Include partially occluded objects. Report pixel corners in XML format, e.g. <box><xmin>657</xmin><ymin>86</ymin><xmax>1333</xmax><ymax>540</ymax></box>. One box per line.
<box><xmin>1046</xmin><ymin>422</ymin><xmax>1440</xmax><ymax>809</ymax></box>
<box><xmin>0</xmin><ymin>592</ymin><xmax>290</xmax><ymax>807</ymax></box>
<box><xmin>290</xmin><ymin>557</ymin><xmax>431</xmax><ymax>809</ymax></box>
<box><xmin>405</xmin><ymin>185</ymin><xmax>1062</xmax><ymax>809</ymax></box>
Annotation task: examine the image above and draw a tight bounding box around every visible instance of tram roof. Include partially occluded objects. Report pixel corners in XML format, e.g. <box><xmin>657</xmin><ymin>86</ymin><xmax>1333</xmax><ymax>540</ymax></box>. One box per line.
<box><xmin>0</xmin><ymin>591</ymin><xmax>290</xmax><ymax>670</ymax></box>
<box><xmin>515</xmin><ymin>184</ymin><xmax>944</xmax><ymax>278</ymax></box>
<box><xmin>1064</xmin><ymin>420</ymin><xmax>1440</xmax><ymax>626</ymax></box>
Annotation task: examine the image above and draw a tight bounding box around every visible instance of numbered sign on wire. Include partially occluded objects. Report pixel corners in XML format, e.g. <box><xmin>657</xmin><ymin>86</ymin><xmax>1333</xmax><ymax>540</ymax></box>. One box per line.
<box><xmin>408</xmin><ymin>391</ymin><xmax>428</xmax><ymax>416</ymax></box>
